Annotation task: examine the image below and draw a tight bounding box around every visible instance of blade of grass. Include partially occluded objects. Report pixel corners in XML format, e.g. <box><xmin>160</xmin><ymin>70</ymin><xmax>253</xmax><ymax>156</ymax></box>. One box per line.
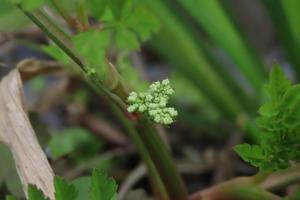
<box><xmin>262</xmin><ymin>0</ymin><xmax>300</xmax><ymax>79</ymax></box>
<box><xmin>142</xmin><ymin>0</ymin><xmax>242</xmax><ymax>119</ymax></box>
<box><xmin>49</xmin><ymin>0</ymin><xmax>77</xmax><ymax>28</ymax></box>
<box><xmin>162</xmin><ymin>0</ymin><xmax>257</xmax><ymax>111</ymax></box>
<box><xmin>177</xmin><ymin>0</ymin><xmax>267</xmax><ymax>92</ymax></box>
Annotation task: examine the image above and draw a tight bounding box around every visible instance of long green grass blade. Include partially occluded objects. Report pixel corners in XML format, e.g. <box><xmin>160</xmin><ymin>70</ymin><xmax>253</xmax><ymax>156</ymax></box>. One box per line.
<box><xmin>178</xmin><ymin>0</ymin><xmax>267</xmax><ymax>92</ymax></box>
<box><xmin>162</xmin><ymin>0</ymin><xmax>257</xmax><ymax>111</ymax></box>
<box><xmin>142</xmin><ymin>0</ymin><xmax>243</xmax><ymax>119</ymax></box>
<box><xmin>262</xmin><ymin>0</ymin><xmax>300</xmax><ymax>79</ymax></box>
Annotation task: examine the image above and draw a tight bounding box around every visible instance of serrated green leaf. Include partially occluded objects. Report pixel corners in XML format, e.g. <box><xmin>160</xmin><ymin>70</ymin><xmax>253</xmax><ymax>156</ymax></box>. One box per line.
<box><xmin>234</xmin><ymin>144</ymin><xmax>265</xmax><ymax>167</ymax></box>
<box><xmin>109</xmin><ymin>0</ymin><xmax>133</xmax><ymax>20</ymax></box>
<box><xmin>279</xmin><ymin>85</ymin><xmax>300</xmax><ymax>112</ymax></box>
<box><xmin>125</xmin><ymin>5</ymin><xmax>160</xmax><ymax>41</ymax></box>
<box><xmin>28</xmin><ymin>185</ymin><xmax>49</xmax><ymax>200</ymax></box>
<box><xmin>115</xmin><ymin>28</ymin><xmax>139</xmax><ymax>50</ymax></box>
<box><xmin>88</xmin><ymin>0</ymin><xmax>108</xmax><ymax>20</ymax></box>
<box><xmin>258</xmin><ymin>103</ymin><xmax>277</xmax><ymax>117</ymax></box>
<box><xmin>72</xmin><ymin>30</ymin><xmax>110</xmax><ymax>68</ymax></box>
<box><xmin>268</xmin><ymin>64</ymin><xmax>291</xmax><ymax>102</ymax></box>
<box><xmin>54</xmin><ymin>177</ymin><xmax>78</xmax><ymax>200</ymax></box>
<box><xmin>236</xmin><ymin>65</ymin><xmax>300</xmax><ymax>171</ymax></box>
<box><xmin>48</xmin><ymin>127</ymin><xmax>96</xmax><ymax>159</ymax></box>
<box><xmin>90</xmin><ymin>169</ymin><xmax>117</xmax><ymax>200</ymax></box>
<box><xmin>72</xmin><ymin>177</ymin><xmax>90</xmax><ymax>200</ymax></box>
<box><xmin>284</xmin><ymin>100</ymin><xmax>300</xmax><ymax>128</ymax></box>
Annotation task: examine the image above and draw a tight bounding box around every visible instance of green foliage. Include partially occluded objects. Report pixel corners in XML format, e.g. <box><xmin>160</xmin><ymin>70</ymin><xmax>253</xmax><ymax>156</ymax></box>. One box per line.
<box><xmin>72</xmin><ymin>30</ymin><xmax>109</xmax><ymax>69</ymax></box>
<box><xmin>22</xmin><ymin>169</ymin><xmax>117</xmax><ymax>200</ymax></box>
<box><xmin>6</xmin><ymin>0</ymin><xmax>45</xmax><ymax>11</ymax></box>
<box><xmin>117</xmin><ymin>54</ymin><xmax>148</xmax><ymax>92</ymax></box>
<box><xmin>54</xmin><ymin>177</ymin><xmax>78</xmax><ymax>200</ymax></box>
<box><xmin>6</xmin><ymin>196</ymin><xmax>17</xmax><ymax>200</ymax></box>
<box><xmin>48</xmin><ymin>127</ymin><xmax>101</xmax><ymax>160</ymax></box>
<box><xmin>87</xmin><ymin>0</ymin><xmax>108</xmax><ymax>20</ymax></box>
<box><xmin>0</xmin><ymin>1</ymin><xmax>30</xmax><ymax>32</ymax></box>
<box><xmin>87</xmin><ymin>0</ymin><xmax>159</xmax><ymax>51</ymax></box>
<box><xmin>108</xmin><ymin>0</ymin><xmax>133</xmax><ymax>20</ymax></box>
<box><xmin>263</xmin><ymin>0</ymin><xmax>300</xmax><ymax>79</ymax></box>
<box><xmin>0</xmin><ymin>144</ymin><xmax>24</xmax><ymax>198</ymax></box>
<box><xmin>127</xmin><ymin>79</ymin><xmax>178</xmax><ymax>125</ymax></box>
<box><xmin>235</xmin><ymin>65</ymin><xmax>300</xmax><ymax>171</ymax></box>
<box><xmin>115</xmin><ymin>28</ymin><xmax>139</xmax><ymax>50</ymax></box>
<box><xmin>72</xmin><ymin>177</ymin><xmax>90</xmax><ymax>200</ymax></box>
<box><xmin>42</xmin><ymin>45</ymin><xmax>72</xmax><ymax>66</ymax></box>
<box><xmin>90</xmin><ymin>169</ymin><xmax>118</xmax><ymax>200</ymax></box>
<box><xmin>28</xmin><ymin>185</ymin><xmax>49</xmax><ymax>200</ymax></box>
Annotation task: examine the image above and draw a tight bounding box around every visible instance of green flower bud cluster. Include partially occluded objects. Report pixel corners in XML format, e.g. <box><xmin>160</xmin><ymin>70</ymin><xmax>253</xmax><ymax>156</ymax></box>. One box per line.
<box><xmin>84</xmin><ymin>66</ymin><xmax>96</xmax><ymax>76</ymax></box>
<box><xmin>127</xmin><ymin>79</ymin><xmax>178</xmax><ymax>125</ymax></box>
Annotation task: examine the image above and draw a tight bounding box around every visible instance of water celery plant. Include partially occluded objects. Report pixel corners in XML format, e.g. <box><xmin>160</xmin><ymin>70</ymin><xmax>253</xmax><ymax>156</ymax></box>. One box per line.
<box><xmin>236</xmin><ymin>65</ymin><xmax>300</xmax><ymax>171</ymax></box>
<box><xmin>7</xmin><ymin>0</ymin><xmax>188</xmax><ymax>199</ymax></box>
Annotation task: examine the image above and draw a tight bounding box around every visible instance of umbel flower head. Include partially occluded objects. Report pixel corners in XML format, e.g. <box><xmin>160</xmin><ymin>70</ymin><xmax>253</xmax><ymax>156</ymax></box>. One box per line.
<box><xmin>127</xmin><ymin>79</ymin><xmax>178</xmax><ymax>125</ymax></box>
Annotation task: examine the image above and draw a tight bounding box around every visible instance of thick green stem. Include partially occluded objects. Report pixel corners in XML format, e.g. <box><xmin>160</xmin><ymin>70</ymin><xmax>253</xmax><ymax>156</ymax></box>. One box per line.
<box><xmin>111</xmin><ymin>105</ymin><xmax>169</xmax><ymax>200</ymax></box>
<box><xmin>21</xmin><ymin>8</ymin><xmax>85</xmax><ymax>70</ymax></box>
<box><xmin>137</xmin><ymin>117</ymin><xmax>188</xmax><ymax>200</ymax></box>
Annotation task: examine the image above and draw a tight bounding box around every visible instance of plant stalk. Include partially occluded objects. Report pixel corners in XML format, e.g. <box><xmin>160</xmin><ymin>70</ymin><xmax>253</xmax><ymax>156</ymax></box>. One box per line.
<box><xmin>261</xmin><ymin>165</ymin><xmax>300</xmax><ymax>191</ymax></box>
<box><xmin>137</xmin><ymin>117</ymin><xmax>188</xmax><ymax>200</ymax></box>
<box><xmin>75</xmin><ymin>0</ymin><xmax>90</xmax><ymax>31</ymax></box>
<box><xmin>49</xmin><ymin>0</ymin><xmax>77</xmax><ymax>28</ymax></box>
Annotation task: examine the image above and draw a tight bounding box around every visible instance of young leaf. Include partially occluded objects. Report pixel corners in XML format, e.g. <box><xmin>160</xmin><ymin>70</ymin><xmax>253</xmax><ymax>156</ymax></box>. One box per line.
<box><xmin>109</xmin><ymin>0</ymin><xmax>133</xmax><ymax>20</ymax></box>
<box><xmin>125</xmin><ymin>5</ymin><xmax>160</xmax><ymax>41</ymax></box>
<box><xmin>72</xmin><ymin>30</ymin><xmax>110</xmax><ymax>67</ymax></box>
<box><xmin>90</xmin><ymin>169</ymin><xmax>118</xmax><ymax>200</ymax></box>
<box><xmin>115</xmin><ymin>28</ymin><xmax>139</xmax><ymax>50</ymax></box>
<box><xmin>72</xmin><ymin>177</ymin><xmax>91</xmax><ymax>200</ymax></box>
<box><xmin>54</xmin><ymin>177</ymin><xmax>78</xmax><ymax>200</ymax></box>
<box><xmin>267</xmin><ymin>64</ymin><xmax>291</xmax><ymax>102</ymax></box>
<box><xmin>235</xmin><ymin>65</ymin><xmax>300</xmax><ymax>171</ymax></box>
<box><xmin>28</xmin><ymin>185</ymin><xmax>49</xmax><ymax>200</ymax></box>
<box><xmin>88</xmin><ymin>0</ymin><xmax>108</xmax><ymax>20</ymax></box>
<box><xmin>48</xmin><ymin>127</ymin><xmax>97</xmax><ymax>159</ymax></box>
<box><xmin>234</xmin><ymin>144</ymin><xmax>265</xmax><ymax>168</ymax></box>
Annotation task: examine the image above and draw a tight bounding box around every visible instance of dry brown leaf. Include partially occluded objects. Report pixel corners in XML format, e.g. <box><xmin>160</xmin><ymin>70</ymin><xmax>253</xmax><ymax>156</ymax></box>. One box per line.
<box><xmin>17</xmin><ymin>58</ymin><xmax>63</xmax><ymax>81</ymax></box>
<box><xmin>0</xmin><ymin>69</ymin><xmax>54</xmax><ymax>199</ymax></box>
